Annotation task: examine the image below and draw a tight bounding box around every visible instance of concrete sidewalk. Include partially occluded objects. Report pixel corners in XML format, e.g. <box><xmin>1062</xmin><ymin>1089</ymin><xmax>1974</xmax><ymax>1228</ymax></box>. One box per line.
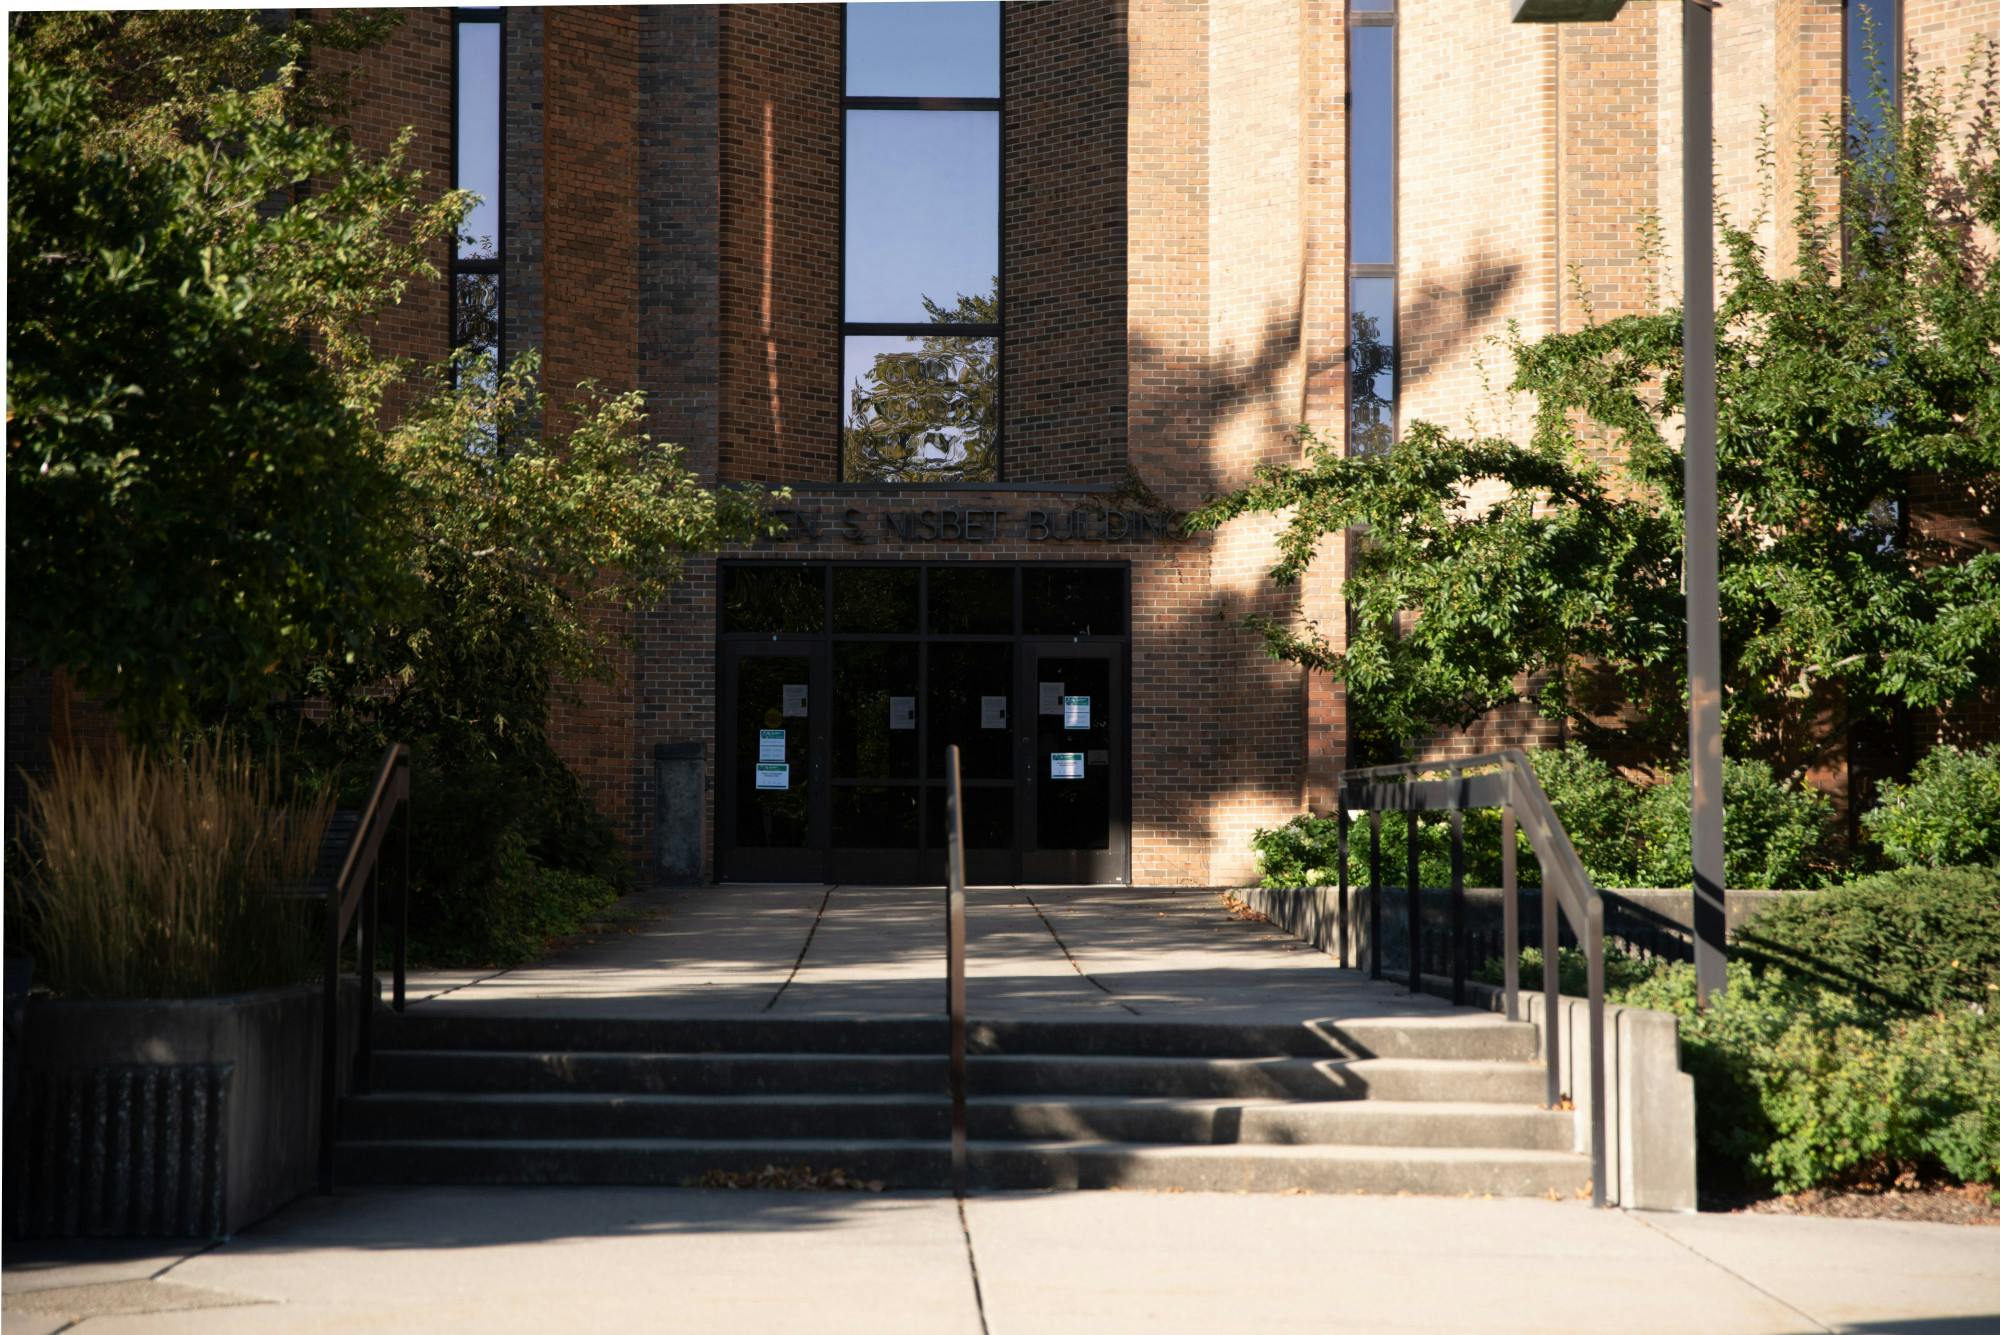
<box><xmin>7</xmin><ymin>1186</ymin><xmax>1998</xmax><ymax>1334</ymax></box>
<box><xmin>395</xmin><ymin>883</ymin><xmax>1465</xmax><ymax>1023</ymax></box>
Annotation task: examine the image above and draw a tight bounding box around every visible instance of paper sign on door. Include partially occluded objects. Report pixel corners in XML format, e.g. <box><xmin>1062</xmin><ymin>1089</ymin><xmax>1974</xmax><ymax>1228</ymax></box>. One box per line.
<box><xmin>1050</xmin><ymin>752</ymin><xmax>1084</xmax><ymax>780</ymax></box>
<box><xmin>755</xmin><ymin>763</ymin><xmax>790</xmax><ymax>790</ymax></box>
<box><xmin>980</xmin><ymin>696</ymin><xmax>1008</xmax><ymax>729</ymax></box>
<box><xmin>758</xmin><ymin>729</ymin><xmax>786</xmax><ymax>762</ymax></box>
<box><xmin>782</xmin><ymin>684</ymin><xmax>808</xmax><ymax>717</ymax></box>
<box><xmin>889</xmin><ymin>696</ymin><xmax>916</xmax><ymax>730</ymax></box>
<box><xmin>1038</xmin><ymin>681</ymin><xmax>1064</xmax><ymax>715</ymax></box>
<box><xmin>1062</xmin><ymin>695</ymin><xmax>1091</xmax><ymax>729</ymax></box>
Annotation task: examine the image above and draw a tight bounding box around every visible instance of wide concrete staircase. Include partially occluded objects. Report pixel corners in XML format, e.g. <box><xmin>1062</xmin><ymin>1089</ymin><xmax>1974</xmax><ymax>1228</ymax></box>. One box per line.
<box><xmin>336</xmin><ymin>1010</ymin><xmax>1589</xmax><ymax>1196</ymax></box>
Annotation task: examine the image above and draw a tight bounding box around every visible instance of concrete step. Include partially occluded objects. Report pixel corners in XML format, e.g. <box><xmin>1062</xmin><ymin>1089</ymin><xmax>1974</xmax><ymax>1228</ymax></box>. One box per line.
<box><xmin>373</xmin><ymin>1012</ymin><xmax>1541</xmax><ymax>1063</ymax></box>
<box><xmin>370</xmin><ymin>1049</ymin><xmax>1548</xmax><ymax>1104</ymax></box>
<box><xmin>967</xmin><ymin>1055</ymin><xmax>1549</xmax><ymax>1103</ymax></box>
<box><xmin>369</xmin><ymin>1049</ymin><xmax>947</xmax><ymax>1096</ymax></box>
<box><xmin>342</xmin><ymin>1091</ymin><xmax>1573</xmax><ymax>1151</ymax></box>
<box><xmin>334</xmin><ymin>1136</ymin><xmax>1590</xmax><ymax>1198</ymax></box>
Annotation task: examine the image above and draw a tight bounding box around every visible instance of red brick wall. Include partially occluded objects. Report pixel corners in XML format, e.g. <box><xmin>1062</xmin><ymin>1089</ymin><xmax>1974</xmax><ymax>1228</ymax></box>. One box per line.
<box><xmin>317</xmin><ymin>8</ymin><xmax>454</xmax><ymax>381</ymax></box>
<box><xmin>538</xmin><ymin>8</ymin><xmax>642</xmax><ymax>846</ymax></box>
<box><xmin>1003</xmin><ymin>0</ymin><xmax>1129</xmax><ymax>486</ymax></box>
<box><xmin>717</xmin><ymin>3</ymin><xmax>841</xmax><ymax>484</ymax></box>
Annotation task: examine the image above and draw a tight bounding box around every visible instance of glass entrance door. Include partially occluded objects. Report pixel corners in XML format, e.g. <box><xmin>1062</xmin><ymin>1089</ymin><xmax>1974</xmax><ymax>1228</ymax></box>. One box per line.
<box><xmin>1021</xmin><ymin>643</ymin><xmax>1126</xmax><ymax>884</ymax></box>
<box><xmin>718</xmin><ymin>642</ymin><xmax>826</xmax><ymax>881</ymax></box>
<box><xmin>716</xmin><ymin>562</ymin><xmax>1130</xmax><ymax>885</ymax></box>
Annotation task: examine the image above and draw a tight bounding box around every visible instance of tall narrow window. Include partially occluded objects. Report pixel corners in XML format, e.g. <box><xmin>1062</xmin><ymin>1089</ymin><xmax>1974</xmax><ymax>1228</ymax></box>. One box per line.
<box><xmin>1845</xmin><ymin>0</ymin><xmax>1899</xmax><ymax>157</ymax></box>
<box><xmin>841</xmin><ymin>2</ymin><xmax>1002</xmax><ymax>483</ymax></box>
<box><xmin>453</xmin><ymin>10</ymin><xmax>502</xmax><ymax>390</ymax></box>
<box><xmin>1347</xmin><ymin>4</ymin><xmax>1396</xmax><ymax>456</ymax></box>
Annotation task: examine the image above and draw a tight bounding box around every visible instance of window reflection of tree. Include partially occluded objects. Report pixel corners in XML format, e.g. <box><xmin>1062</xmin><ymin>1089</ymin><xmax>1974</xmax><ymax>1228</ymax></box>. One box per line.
<box><xmin>844</xmin><ymin>287</ymin><xmax>998</xmax><ymax>484</ymax></box>
<box><xmin>1348</xmin><ymin>307</ymin><xmax>1395</xmax><ymax>457</ymax></box>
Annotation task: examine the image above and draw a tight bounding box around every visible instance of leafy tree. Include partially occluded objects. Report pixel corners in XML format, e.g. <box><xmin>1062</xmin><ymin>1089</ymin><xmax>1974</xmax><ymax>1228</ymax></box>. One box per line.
<box><xmin>310</xmin><ymin>352</ymin><xmax>772</xmax><ymax>769</ymax></box>
<box><xmin>1188</xmin><ymin>45</ymin><xmax>2000</xmax><ymax>768</ymax></box>
<box><xmin>844</xmin><ymin>289</ymin><xmax>998</xmax><ymax>483</ymax></box>
<box><xmin>6</xmin><ymin>15</ymin><xmax>458</xmax><ymax>737</ymax></box>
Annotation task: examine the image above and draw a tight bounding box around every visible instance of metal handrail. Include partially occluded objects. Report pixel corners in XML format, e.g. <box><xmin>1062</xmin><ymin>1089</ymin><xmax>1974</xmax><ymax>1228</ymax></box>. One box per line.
<box><xmin>1335</xmin><ymin>748</ymin><xmax>1608</xmax><ymax>1208</ymax></box>
<box><xmin>320</xmin><ymin>743</ymin><xmax>412</xmax><ymax>1192</ymax></box>
<box><xmin>942</xmin><ymin>745</ymin><xmax>970</xmax><ymax>1195</ymax></box>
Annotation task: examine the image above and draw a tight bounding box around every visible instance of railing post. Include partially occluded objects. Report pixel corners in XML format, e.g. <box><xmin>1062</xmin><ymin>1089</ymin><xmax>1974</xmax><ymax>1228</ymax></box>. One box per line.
<box><xmin>1587</xmin><ymin>904</ymin><xmax>1608</xmax><ymax>1209</ymax></box>
<box><xmin>1501</xmin><ymin>802</ymin><xmax>1520</xmax><ymax>1023</ymax></box>
<box><xmin>358</xmin><ymin>865</ymin><xmax>377</xmax><ymax>1095</ymax></box>
<box><xmin>1543</xmin><ymin>864</ymin><xmax>1561</xmax><ymax>1110</ymax></box>
<box><xmin>1406</xmin><ymin>809</ymin><xmax>1422</xmax><ymax>995</ymax></box>
<box><xmin>320</xmin><ymin>884</ymin><xmax>340</xmax><ymax>1194</ymax></box>
<box><xmin>394</xmin><ymin>756</ymin><xmax>409</xmax><ymax>1013</ymax></box>
<box><xmin>1448</xmin><ymin>767</ymin><xmax>1466</xmax><ymax>1006</ymax></box>
<box><xmin>1368</xmin><ymin>811</ymin><xmax>1382</xmax><ymax>980</ymax></box>
<box><xmin>1335</xmin><ymin>809</ymin><xmax>1350</xmax><ymax>968</ymax></box>
<box><xmin>944</xmin><ymin>745</ymin><xmax>969</xmax><ymax>1197</ymax></box>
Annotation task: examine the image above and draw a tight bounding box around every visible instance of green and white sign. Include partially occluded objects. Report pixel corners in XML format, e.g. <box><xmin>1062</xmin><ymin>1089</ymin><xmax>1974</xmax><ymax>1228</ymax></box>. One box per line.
<box><xmin>755</xmin><ymin>763</ymin><xmax>790</xmax><ymax>791</ymax></box>
<box><xmin>758</xmin><ymin>729</ymin><xmax>786</xmax><ymax>762</ymax></box>
<box><xmin>1050</xmin><ymin>752</ymin><xmax>1084</xmax><ymax>780</ymax></box>
<box><xmin>1062</xmin><ymin>695</ymin><xmax>1090</xmax><ymax>729</ymax></box>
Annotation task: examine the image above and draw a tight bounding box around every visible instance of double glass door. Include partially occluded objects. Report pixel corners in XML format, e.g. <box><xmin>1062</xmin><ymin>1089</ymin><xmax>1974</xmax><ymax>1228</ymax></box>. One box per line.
<box><xmin>716</xmin><ymin>564</ymin><xmax>1128</xmax><ymax>885</ymax></box>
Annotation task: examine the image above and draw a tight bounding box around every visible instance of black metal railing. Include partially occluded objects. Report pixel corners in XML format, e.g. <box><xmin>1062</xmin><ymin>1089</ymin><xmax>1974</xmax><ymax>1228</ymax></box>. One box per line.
<box><xmin>942</xmin><ymin>744</ymin><xmax>970</xmax><ymax>1195</ymax></box>
<box><xmin>1337</xmin><ymin>748</ymin><xmax>1608</xmax><ymax>1208</ymax></box>
<box><xmin>319</xmin><ymin>743</ymin><xmax>411</xmax><ymax>1191</ymax></box>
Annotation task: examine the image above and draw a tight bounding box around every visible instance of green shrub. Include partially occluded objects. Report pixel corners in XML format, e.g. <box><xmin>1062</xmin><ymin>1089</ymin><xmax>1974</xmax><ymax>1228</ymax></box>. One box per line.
<box><xmin>1470</xmin><ymin>944</ymin><xmax>1664</xmax><ymax>996</ymax></box>
<box><xmin>1633</xmin><ymin>757</ymin><xmax>1835</xmax><ymax>889</ymax></box>
<box><xmin>402</xmin><ymin>741</ymin><xmax>630</xmax><ymax>967</ymax></box>
<box><xmin>1251</xmin><ymin>808</ymin><xmax>1509</xmax><ymax>891</ymax></box>
<box><xmin>1862</xmin><ymin>744</ymin><xmax>2000</xmax><ymax>870</ymax></box>
<box><xmin>1527</xmin><ymin>744</ymin><xmax>1642</xmax><ymax>887</ymax></box>
<box><xmin>1734</xmin><ymin>865</ymin><xmax>2000</xmax><ymax>1013</ymax></box>
<box><xmin>408</xmin><ymin>829</ymin><xmax>620</xmax><ymax>969</ymax></box>
<box><xmin>12</xmin><ymin>739</ymin><xmax>329</xmax><ymax>998</ymax></box>
<box><xmin>1618</xmin><ymin>960</ymin><xmax>2000</xmax><ymax>1193</ymax></box>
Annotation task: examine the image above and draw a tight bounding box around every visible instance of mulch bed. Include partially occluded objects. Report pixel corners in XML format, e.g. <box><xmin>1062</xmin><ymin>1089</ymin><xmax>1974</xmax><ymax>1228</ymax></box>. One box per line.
<box><xmin>1723</xmin><ymin>1183</ymin><xmax>1999</xmax><ymax>1226</ymax></box>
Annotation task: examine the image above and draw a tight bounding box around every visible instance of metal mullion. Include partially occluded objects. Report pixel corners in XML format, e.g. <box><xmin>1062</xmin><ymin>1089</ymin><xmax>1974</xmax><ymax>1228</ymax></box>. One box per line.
<box><xmin>843</xmin><ymin>322</ymin><xmax>1002</xmax><ymax>338</ymax></box>
<box><xmin>844</xmin><ymin>95</ymin><xmax>1002</xmax><ymax>112</ymax></box>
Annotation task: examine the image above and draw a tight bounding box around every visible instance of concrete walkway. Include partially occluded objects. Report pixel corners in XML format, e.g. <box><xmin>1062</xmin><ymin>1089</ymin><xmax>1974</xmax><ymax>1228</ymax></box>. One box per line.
<box><xmin>7</xmin><ymin>1186</ymin><xmax>1998</xmax><ymax>1334</ymax></box>
<box><xmin>397</xmin><ymin>883</ymin><xmax>1465</xmax><ymax>1023</ymax></box>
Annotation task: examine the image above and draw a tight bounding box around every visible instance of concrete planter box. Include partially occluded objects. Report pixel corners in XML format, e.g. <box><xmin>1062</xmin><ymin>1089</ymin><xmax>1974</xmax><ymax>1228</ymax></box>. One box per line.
<box><xmin>8</xmin><ymin>978</ymin><xmax>362</xmax><ymax>1240</ymax></box>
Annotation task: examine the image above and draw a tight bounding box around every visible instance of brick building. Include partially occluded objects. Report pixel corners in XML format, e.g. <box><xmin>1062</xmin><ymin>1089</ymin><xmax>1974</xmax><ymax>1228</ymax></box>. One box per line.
<box><xmin>123</xmin><ymin>1</ymin><xmax>2000</xmax><ymax>885</ymax></box>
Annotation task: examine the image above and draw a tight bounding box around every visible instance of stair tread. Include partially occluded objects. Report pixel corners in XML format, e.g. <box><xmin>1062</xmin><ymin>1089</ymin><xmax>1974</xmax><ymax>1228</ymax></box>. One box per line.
<box><xmin>373</xmin><ymin>1050</ymin><xmax>1539</xmax><ymax>1068</ymax></box>
<box><xmin>341</xmin><ymin>1135</ymin><xmax>1586</xmax><ymax>1163</ymax></box>
<box><xmin>348</xmin><ymin>1090</ymin><xmax>1564</xmax><ymax>1116</ymax></box>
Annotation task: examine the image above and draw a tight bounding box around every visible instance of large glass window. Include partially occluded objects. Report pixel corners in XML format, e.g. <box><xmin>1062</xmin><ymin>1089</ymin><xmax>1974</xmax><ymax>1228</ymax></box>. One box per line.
<box><xmin>453</xmin><ymin>11</ymin><xmax>502</xmax><ymax>392</ymax></box>
<box><xmin>1348</xmin><ymin>9</ymin><xmax>1396</xmax><ymax>456</ymax></box>
<box><xmin>841</xmin><ymin>3</ymin><xmax>1002</xmax><ymax>483</ymax></box>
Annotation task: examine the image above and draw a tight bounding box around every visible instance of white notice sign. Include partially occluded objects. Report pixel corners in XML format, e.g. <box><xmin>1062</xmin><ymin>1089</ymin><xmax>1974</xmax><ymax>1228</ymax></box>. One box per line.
<box><xmin>980</xmin><ymin>695</ymin><xmax>1008</xmax><ymax>729</ymax></box>
<box><xmin>755</xmin><ymin>763</ymin><xmax>790</xmax><ymax>790</ymax></box>
<box><xmin>782</xmin><ymin>684</ymin><xmax>808</xmax><ymax>717</ymax></box>
<box><xmin>758</xmin><ymin>729</ymin><xmax>786</xmax><ymax>762</ymax></box>
<box><xmin>1062</xmin><ymin>695</ymin><xmax>1091</xmax><ymax>730</ymax></box>
<box><xmin>889</xmin><ymin>696</ymin><xmax>916</xmax><ymax>730</ymax></box>
<box><xmin>1038</xmin><ymin>681</ymin><xmax>1064</xmax><ymax>715</ymax></box>
<box><xmin>1050</xmin><ymin>752</ymin><xmax>1085</xmax><ymax>780</ymax></box>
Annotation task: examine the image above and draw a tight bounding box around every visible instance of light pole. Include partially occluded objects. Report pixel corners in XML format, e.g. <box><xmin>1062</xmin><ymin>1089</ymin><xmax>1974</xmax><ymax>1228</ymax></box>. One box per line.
<box><xmin>1511</xmin><ymin>0</ymin><xmax>1727</xmax><ymax>1002</ymax></box>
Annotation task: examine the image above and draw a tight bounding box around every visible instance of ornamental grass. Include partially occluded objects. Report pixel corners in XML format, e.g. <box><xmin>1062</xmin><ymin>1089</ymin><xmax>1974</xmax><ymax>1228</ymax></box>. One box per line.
<box><xmin>12</xmin><ymin>738</ymin><xmax>331</xmax><ymax>999</ymax></box>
